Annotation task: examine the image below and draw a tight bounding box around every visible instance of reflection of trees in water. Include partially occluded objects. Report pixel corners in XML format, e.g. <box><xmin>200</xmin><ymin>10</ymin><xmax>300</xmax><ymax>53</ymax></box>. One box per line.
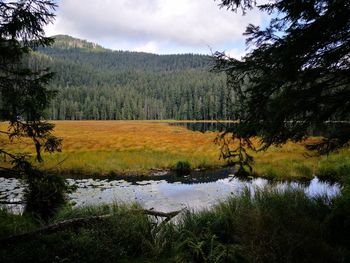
<box><xmin>130</xmin><ymin>168</ymin><xmax>236</xmax><ymax>185</ymax></box>
<box><xmin>170</xmin><ymin>122</ymin><xmax>236</xmax><ymax>132</ymax></box>
<box><xmin>60</xmin><ymin>168</ymin><xmax>237</xmax><ymax>185</ymax></box>
<box><xmin>171</xmin><ymin>122</ymin><xmax>350</xmax><ymax>137</ymax></box>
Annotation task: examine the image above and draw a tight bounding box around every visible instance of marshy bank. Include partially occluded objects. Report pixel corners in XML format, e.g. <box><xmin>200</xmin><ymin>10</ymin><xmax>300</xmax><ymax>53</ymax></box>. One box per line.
<box><xmin>1</xmin><ymin>184</ymin><xmax>350</xmax><ymax>263</ymax></box>
<box><xmin>1</xmin><ymin>121</ymin><xmax>349</xmax><ymax>262</ymax></box>
<box><xmin>0</xmin><ymin>163</ymin><xmax>348</xmax><ymax>262</ymax></box>
<box><xmin>1</xmin><ymin>121</ymin><xmax>350</xmax><ymax>181</ymax></box>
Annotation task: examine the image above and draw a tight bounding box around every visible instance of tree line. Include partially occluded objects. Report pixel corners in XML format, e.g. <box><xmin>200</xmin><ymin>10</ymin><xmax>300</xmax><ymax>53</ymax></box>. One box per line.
<box><xmin>30</xmin><ymin>35</ymin><xmax>234</xmax><ymax>120</ymax></box>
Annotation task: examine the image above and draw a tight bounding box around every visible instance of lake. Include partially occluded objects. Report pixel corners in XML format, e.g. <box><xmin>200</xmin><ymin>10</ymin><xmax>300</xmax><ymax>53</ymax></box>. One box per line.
<box><xmin>170</xmin><ymin>121</ymin><xmax>350</xmax><ymax>136</ymax></box>
<box><xmin>0</xmin><ymin>168</ymin><xmax>341</xmax><ymax>214</ymax></box>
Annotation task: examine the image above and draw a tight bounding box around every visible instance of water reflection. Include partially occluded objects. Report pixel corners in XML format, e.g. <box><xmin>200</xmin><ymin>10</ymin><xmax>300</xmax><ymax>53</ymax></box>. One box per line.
<box><xmin>170</xmin><ymin>121</ymin><xmax>234</xmax><ymax>133</ymax></box>
<box><xmin>171</xmin><ymin>121</ymin><xmax>350</xmax><ymax>136</ymax></box>
<box><xmin>0</xmin><ymin>173</ymin><xmax>341</xmax><ymax>213</ymax></box>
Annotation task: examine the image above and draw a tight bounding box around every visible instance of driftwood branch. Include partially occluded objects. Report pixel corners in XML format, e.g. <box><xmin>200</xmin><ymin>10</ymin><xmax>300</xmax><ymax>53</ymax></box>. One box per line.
<box><xmin>140</xmin><ymin>209</ymin><xmax>182</xmax><ymax>219</ymax></box>
<box><xmin>142</xmin><ymin>208</ymin><xmax>184</xmax><ymax>227</ymax></box>
<box><xmin>0</xmin><ymin>209</ymin><xmax>183</xmax><ymax>246</ymax></box>
<box><xmin>0</xmin><ymin>201</ymin><xmax>24</xmax><ymax>205</ymax></box>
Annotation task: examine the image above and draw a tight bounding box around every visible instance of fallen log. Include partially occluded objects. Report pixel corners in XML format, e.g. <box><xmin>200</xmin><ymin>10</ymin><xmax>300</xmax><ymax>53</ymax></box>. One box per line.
<box><xmin>140</xmin><ymin>208</ymin><xmax>182</xmax><ymax>219</ymax></box>
<box><xmin>0</xmin><ymin>209</ymin><xmax>183</xmax><ymax>246</ymax></box>
<box><xmin>0</xmin><ymin>201</ymin><xmax>24</xmax><ymax>205</ymax></box>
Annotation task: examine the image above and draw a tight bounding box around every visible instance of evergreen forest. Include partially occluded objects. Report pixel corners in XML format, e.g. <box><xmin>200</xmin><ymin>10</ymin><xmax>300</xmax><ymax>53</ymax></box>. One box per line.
<box><xmin>31</xmin><ymin>35</ymin><xmax>231</xmax><ymax>120</ymax></box>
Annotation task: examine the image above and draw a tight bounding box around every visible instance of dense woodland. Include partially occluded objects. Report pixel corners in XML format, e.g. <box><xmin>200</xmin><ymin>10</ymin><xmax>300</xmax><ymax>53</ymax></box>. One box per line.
<box><xmin>30</xmin><ymin>35</ymin><xmax>233</xmax><ymax>120</ymax></box>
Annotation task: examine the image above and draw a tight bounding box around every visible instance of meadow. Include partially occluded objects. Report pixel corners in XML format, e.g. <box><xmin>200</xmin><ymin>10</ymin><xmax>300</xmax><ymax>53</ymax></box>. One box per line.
<box><xmin>1</xmin><ymin>121</ymin><xmax>350</xmax><ymax>262</ymax></box>
<box><xmin>1</xmin><ymin>120</ymin><xmax>349</xmax><ymax>180</ymax></box>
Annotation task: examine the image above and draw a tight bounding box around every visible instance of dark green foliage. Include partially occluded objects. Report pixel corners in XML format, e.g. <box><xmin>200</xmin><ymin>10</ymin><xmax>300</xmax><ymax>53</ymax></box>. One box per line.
<box><xmin>1</xmin><ymin>187</ymin><xmax>350</xmax><ymax>262</ymax></box>
<box><xmin>0</xmin><ymin>0</ymin><xmax>68</xmax><ymax>220</ymax></box>
<box><xmin>173</xmin><ymin>160</ymin><xmax>192</xmax><ymax>176</ymax></box>
<box><xmin>0</xmin><ymin>0</ymin><xmax>61</xmax><ymax>163</ymax></box>
<box><xmin>293</xmin><ymin>164</ymin><xmax>313</xmax><ymax>180</ymax></box>
<box><xmin>41</xmin><ymin>35</ymin><xmax>212</xmax><ymax>71</ymax></box>
<box><xmin>214</xmin><ymin>0</ymin><xmax>350</xmax><ymax>163</ymax></box>
<box><xmin>317</xmin><ymin>164</ymin><xmax>350</xmax><ymax>183</ymax></box>
<box><xmin>216</xmin><ymin>190</ymin><xmax>333</xmax><ymax>263</ymax></box>
<box><xmin>171</xmin><ymin>189</ymin><xmax>335</xmax><ymax>263</ymax></box>
<box><xmin>325</xmin><ymin>178</ymin><xmax>350</xmax><ymax>249</ymax></box>
<box><xmin>0</xmin><ymin>204</ymin><xmax>157</xmax><ymax>263</ymax></box>
<box><xmin>174</xmin><ymin>210</ymin><xmax>245</xmax><ymax>262</ymax></box>
<box><xmin>23</xmin><ymin>171</ymin><xmax>72</xmax><ymax>221</ymax></box>
<box><xmin>315</xmin><ymin>153</ymin><xmax>350</xmax><ymax>183</ymax></box>
<box><xmin>29</xmin><ymin>35</ymin><xmax>231</xmax><ymax>120</ymax></box>
<box><xmin>0</xmin><ymin>209</ymin><xmax>36</xmax><ymax>239</ymax></box>
<box><xmin>261</xmin><ymin>168</ymin><xmax>279</xmax><ymax>180</ymax></box>
<box><xmin>215</xmin><ymin>132</ymin><xmax>254</xmax><ymax>175</ymax></box>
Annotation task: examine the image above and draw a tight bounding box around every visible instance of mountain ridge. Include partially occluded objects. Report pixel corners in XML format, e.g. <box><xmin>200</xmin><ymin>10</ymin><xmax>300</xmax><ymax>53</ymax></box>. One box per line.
<box><xmin>31</xmin><ymin>35</ymin><xmax>231</xmax><ymax>120</ymax></box>
<box><xmin>48</xmin><ymin>34</ymin><xmax>209</xmax><ymax>56</ymax></box>
<box><xmin>37</xmin><ymin>35</ymin><xmax>214</xmax><ymax>73</ymax></box>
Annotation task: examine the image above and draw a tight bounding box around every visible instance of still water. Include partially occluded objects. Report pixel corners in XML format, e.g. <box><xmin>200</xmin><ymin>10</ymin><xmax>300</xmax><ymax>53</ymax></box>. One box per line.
<box><xmin>170</xmin><ymin>121</ymin><xmax>350</xmax><ymax>136</ymax></box>
<box><xmin>0</xmin><ymin>168</ymin><xmax>341</xmax><ymax>213</ymax></box>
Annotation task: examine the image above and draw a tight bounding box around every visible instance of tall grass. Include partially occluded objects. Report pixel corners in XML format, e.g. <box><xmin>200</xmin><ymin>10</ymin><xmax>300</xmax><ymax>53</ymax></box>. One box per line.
<box><xmin>1</xmin><ymin>121</ymin><xmax>350</xmax><ymax>180</ymax></box>
<box><xmin>0</xmin><ymin>203</ymin><xmax>156</xmax><ymax>263</ymax></box>
<box><xmin>0</xmin><ymin>121</ymin><xmax>224</xmax><ymax>175</ymax></box>
<box><xmin>1</xmin><ymin>186</ymin><xmax>350</xmax><ymax>262</ymax></box>
<box><xmin>316</xmin><ymin>149</ymin><xmax>350</xmax><ymax>182</ymax></box>
<box><xmin>174</xmin><ymin>189</ymin><xmax>335</xmax><ymax>263</ymax></box>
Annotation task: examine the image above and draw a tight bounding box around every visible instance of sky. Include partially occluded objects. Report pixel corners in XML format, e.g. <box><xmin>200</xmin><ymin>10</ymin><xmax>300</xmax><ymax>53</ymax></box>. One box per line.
<box><xmin>44</xmin><ymin>0</ymin><xmax>268</xmax><ymax>58</ymax></box>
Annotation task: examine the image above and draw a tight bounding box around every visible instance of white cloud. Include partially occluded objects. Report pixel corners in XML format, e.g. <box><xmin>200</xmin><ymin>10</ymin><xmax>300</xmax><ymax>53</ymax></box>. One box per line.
<box><xmin>45</xmin><ymin>0</ymin><xmax>267</xmax><ymax>54</ymax></box>
<box><xmin>226</xmin><ymin>48</ymin><xmax>247</xmax><ymax>60</ymax></box>
<box><xmin>133</xmin><ymin>41</ymin><xmax>159</xmax><ymax>53</ymax></box>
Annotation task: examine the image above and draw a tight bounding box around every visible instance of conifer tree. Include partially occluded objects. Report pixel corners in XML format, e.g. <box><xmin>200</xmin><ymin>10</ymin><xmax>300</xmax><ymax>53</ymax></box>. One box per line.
<box><xmin>0</xmin><ymin>0</ymin><xmax>60</xmax><ymax>165</ymax></box>
<box><xmin>214</xmin><ymin>0</ymin><xmax>350</xmax><ymax>169</ymax></box>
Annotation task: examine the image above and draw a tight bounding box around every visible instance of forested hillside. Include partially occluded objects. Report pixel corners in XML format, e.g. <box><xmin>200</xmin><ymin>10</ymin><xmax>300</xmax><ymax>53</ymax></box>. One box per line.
<box><xmin>31</xmin><ymin>35</ymin><xmax>233</xmax><ymax>120</ymax></box>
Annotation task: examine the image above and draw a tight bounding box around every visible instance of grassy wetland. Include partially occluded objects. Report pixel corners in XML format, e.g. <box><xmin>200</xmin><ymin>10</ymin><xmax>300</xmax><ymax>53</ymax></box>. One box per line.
<box><xmin>1</xmin><ymin>120</ymin><xmax>349</xmax><ymax>181</ymax></box>
<box><xmin>2</xmin><ymin>0</ymin><xmax>350</xmax><ymax>262</ymax></box>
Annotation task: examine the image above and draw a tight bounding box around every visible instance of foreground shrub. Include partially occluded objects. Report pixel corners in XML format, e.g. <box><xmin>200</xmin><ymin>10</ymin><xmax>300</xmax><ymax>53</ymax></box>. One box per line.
<box><xmin>0</xmin><ymin>204</ymin><xmax>156</xmax><ymax>263</ymax></box>
<box><xmin>325</xmin><ymin>177</ymin><xmax>350</xmax><ymax>250</ymax></box>
<box><xmin>317</xmin><ymin>163</ymin><xmax>350</xmax><ymax>183</ymax></box>
<box><xmin>173</xmin><ymin>188</ymin><xmax>341</xmax><ymax>263</ymax></box>
<box><xmin>316</xmin><ymin>152</ymin><xmax>350</xmax><ymax>183</ymax></box>
<box><xmin>23</xmin><ymin>171</ymin><xmax>73</xmax><ymax>221</ymax></box>
<box><xmin>0</xmin><ymin>209</ymin><xmax>36</xmax><ymax>239</ymax></box>
<box><xmin>1</xmin><ymin>187</ymin><xmax>350</xmax><ymax>262</ymax></box>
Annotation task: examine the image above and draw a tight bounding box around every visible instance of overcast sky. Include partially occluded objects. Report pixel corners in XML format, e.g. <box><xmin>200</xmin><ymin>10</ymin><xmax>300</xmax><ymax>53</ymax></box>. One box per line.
<box><xmin>45</xmin><ymin>0</ymin><xmax>268</xmax><ymax>58</ymax></box>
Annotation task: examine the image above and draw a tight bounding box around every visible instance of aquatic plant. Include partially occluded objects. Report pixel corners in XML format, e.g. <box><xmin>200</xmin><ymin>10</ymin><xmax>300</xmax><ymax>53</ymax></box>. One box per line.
<box><xmin>173</xmin><ymin>160</ymin><xmax>191</xmax><ymax>176</ymax></box>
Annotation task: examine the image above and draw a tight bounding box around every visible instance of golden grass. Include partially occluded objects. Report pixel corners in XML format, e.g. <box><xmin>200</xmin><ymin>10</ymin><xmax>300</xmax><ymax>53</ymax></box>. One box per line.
<box><xmin>0</xmin><ymin>121</ymin><xmax>223</xmax><ymax>175</ymax></box>
<box><xmin>0</xmin><ymin>120</ymin><xmax>348</xmax><ymax>178</ymax></box>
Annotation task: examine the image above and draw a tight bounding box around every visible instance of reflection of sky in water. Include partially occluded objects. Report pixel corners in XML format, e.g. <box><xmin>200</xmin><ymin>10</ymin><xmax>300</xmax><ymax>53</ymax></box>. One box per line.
<box><xmin>305</xmin><ymin>177</ymin><xmax>340</xmax><ymax>197</ymax></box>
<box><xmin>0</xmin><ymin>176</ymin><xmax>341</xmax><ymax>213</ymax></box>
